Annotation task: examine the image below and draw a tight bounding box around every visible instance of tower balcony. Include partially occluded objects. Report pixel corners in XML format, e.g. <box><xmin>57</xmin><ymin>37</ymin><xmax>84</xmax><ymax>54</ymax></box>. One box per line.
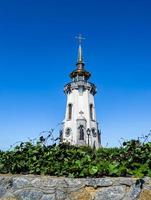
<box><xmin>64</xmin><ymin>81</ymin><xmax>97</xmax><ymax>95</ymax></box>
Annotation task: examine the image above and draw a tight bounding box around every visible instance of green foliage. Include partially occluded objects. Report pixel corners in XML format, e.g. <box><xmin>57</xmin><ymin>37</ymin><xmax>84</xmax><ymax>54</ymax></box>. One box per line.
<box><xmin>0</xmin><ymin>139</ymin><xmax>151</xmax><ymax>178</ymax></box>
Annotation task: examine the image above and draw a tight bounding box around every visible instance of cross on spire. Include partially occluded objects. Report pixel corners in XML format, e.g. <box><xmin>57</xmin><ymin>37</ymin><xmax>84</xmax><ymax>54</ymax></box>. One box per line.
<box><xmin>75</xmin><ymin>34</ymin><xmax>85</xmax><ymax>45</ymax></box>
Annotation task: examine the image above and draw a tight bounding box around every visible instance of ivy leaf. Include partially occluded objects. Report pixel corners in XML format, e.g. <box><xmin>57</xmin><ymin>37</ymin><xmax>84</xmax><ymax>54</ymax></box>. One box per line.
<box><xmin>75</xmin><ymin>160</ymin><xmax>81</xmax><ymax>168</ymax></box>
<box><xmin>33</xmin><ymin>156</ymin><xmax>37</xmax><ymax>161</ymax></box>
<box><xmin>89</xmin><ymin>166</ymin><xmax>98</xmax><ymax>175</ymax></box>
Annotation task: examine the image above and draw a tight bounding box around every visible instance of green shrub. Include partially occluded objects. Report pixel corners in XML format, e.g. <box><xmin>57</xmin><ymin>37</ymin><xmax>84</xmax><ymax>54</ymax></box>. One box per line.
<box><xmin>0</xmin><ymin>139</ymin><xmax>151</xmax><ymax>178</ymax></box>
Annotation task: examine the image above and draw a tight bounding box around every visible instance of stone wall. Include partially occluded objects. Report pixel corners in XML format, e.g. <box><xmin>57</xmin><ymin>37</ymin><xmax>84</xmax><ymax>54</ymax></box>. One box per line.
<box><xmin>0</xmin><ymin>175</ymin><xmax>151</xmax><ymax>200</ymax></box>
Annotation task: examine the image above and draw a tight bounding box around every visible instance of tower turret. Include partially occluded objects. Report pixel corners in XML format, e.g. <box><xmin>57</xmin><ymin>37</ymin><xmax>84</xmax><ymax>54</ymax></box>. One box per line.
<box><xmin>62</xmin><ymin>35</ymin><xmax>101</xmax><ymax>149</ymax></box>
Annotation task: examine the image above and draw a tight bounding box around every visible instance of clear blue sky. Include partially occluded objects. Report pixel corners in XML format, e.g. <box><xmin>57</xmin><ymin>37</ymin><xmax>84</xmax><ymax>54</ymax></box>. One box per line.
<box><xmin>0</xmin><ymin>0</ymin><xmax>151</xmax><ymax>150</ymax></box>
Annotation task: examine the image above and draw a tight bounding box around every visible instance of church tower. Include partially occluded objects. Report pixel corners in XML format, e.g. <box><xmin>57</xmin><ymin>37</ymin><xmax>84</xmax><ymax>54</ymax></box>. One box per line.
<box><xmin>61</xmin><ymin>35</ymin><xmax>101</xmax><ymax>149</ymax></box>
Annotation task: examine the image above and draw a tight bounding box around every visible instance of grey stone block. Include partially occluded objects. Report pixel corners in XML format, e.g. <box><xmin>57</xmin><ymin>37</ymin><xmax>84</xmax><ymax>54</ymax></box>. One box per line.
<box><xmin>15</xmin><ymin>190</ymin><xmax>43</xmax><ymax>200</ymax></box>
<box><xmin>12</xmin><ymin>177</ymin><xmax>30</xmax><ymax>189</ymax></box>
<box><xmin>41</xmin><ymin>194</ymin><xmax>55</xmax><ymax>200</ymax></box>
<box><xmin>0</xmin><ymin>186</ymin><xmax>6</xmax><ymax>198</ymax></box>
<box><xmin>95</xmin><ymin>185</ymin><xmax>126</xmax><ymax>200</ymax></box>
<box><xmin>84</xmin><ymin>178</ymin><xmax>113</xmax><ymax>188</ymax></box>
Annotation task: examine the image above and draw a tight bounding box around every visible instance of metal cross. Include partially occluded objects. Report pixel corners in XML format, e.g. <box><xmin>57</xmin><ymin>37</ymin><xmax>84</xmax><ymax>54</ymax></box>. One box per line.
<box><xmin>79</xmin><ymin>110</ymin><xmax>84</xmax><ymax>117</ymax></box>
<box><xmin>75</xmin><ymin>34</ymin><xmax>85</xmax><ymax>45</ymax></box>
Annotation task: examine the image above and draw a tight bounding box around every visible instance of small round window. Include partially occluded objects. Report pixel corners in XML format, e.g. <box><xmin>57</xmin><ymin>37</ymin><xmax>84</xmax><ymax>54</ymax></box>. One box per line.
<box><xmin>65</xmin><ymin>128</ymin><xmax>71</xmax><ymax>137</ymax></box>
<box><xmin>92</xmin><ymin>128</ymin><xmax>97</xmax><ymax>137</ymax></box>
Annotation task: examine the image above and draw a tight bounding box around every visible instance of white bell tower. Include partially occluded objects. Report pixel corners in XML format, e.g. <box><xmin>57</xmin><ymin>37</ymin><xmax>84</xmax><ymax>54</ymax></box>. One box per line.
<box><xmin>61</xmin><ymin>35</ymin><xmax>101</xmax><ymax>149</ymax></box>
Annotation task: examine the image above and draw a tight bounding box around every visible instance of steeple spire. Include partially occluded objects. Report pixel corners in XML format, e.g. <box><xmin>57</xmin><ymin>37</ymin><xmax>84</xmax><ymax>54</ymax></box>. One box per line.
<box><xmin>78</xmin><ymin>44</ymin><xmax>83</xmax><ymax>63</ymax></box>
<box><xmin>75</xmin><ymin>34</ymin><xmax>85</xmax><ymax>70</ymax></box>
<box><xmin>70</xmin><ymin>34</ymin><xmax>91</xmax><ymax>80</ymax></box>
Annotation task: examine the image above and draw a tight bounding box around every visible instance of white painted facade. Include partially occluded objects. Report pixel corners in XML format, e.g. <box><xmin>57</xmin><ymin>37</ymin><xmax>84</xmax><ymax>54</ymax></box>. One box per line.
<box><xmin>61</xmin><ymin>43</ymin><xmax>101</xmax><ymax>149</ymax></box>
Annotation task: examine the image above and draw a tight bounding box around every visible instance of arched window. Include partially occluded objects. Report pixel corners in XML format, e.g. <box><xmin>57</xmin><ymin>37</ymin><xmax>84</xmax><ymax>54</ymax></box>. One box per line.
<box><xmin>90</xmin><ymin>104</ymin><xmax>93</xmax><ymax>120</ymax></box>
<box><xmin>68</xmin><ymin>104</ymin><xmax>72</xmax><ymax>120</ymax></box>
<box><xmin>65</xmin><ymin>128</ymin><xmax>71</xmax><ymax>137</ymax></box>
<box><xmin>79</xmin><ymin>125</ymin><xmax>84</xmax><ymax>140</ymax></box>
